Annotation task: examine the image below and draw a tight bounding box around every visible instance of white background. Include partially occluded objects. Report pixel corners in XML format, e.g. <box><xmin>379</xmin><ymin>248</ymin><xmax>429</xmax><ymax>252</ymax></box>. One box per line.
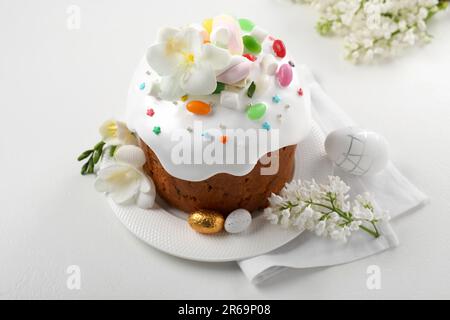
<box><xmin>1</xmin><ymin>0</ymin><xmax>450</xmax><ymax>299</ymax></box>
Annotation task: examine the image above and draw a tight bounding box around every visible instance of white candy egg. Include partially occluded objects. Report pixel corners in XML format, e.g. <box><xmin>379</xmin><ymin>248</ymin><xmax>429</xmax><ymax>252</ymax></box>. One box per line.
<box><xmin>224</xmin><ymin>209</ymin><xmax>252</xmax><ymax>234</ymax></box>
<box><xmin>325</xmin><ymin>127</ymin><xmax>389</xmax><ymax>176</ymax></box>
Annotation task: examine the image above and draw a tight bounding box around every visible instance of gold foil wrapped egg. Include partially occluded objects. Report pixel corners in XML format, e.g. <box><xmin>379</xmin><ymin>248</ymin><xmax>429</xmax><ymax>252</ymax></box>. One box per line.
<box><xmin>188</xmin><ymin>210</ymin><xmax>224</xmax><ymax>234</ymax></box>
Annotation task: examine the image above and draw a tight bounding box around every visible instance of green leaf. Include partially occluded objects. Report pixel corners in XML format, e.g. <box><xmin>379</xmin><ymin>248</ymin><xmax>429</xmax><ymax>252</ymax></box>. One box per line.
<box><xmin>93</xmin><ymin>150</ymin><xmax>101</xmax><ymax>164</ymax></box>
<box><xmin>247</xmin><ymin>81</ymin><xmax>256</xmax><ymax>98</ymax></box>
<box><xmin>94</xmin><ymin>141</ymin><xmax>105</xmax><ymax>152</ymax></box>
<box><xmin>77</xmin><ymin>150</ymin><xmax>93</xmax><ymax>161</ymax></box>
<box><xmin>81</xmin><ymin>161</ymin><xmax>90</xmax><ymax>175</ymax></box>
<box><xmin>109</xmin><ymin>145</ymin><xmax>118</xmax><ymax>158</ymax></box>
<box><xmin>87</xmin><ymin>157</ymin><xmax>95</xmax><ymax>174</ymax></box>
<box><xmin>212</xmin><ymin>82</ymin><xmax>225</xmax><ymax>94</ymax></box>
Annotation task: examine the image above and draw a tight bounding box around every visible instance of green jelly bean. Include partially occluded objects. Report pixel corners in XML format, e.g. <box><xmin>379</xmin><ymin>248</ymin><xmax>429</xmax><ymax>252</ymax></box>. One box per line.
<box><xmin>246</xmin><ymin>103</ymin><xmax>267</xmax><ymax>120</ymax></box>
<box><xmin>243</xmin><ymin>35</ymin><xmax>261</xmax><ymax>54</ymax></box>
<box><xmin>239</xmin><ymin>18</ymin><xmax>255</xmax><ymax>32</ymax></box>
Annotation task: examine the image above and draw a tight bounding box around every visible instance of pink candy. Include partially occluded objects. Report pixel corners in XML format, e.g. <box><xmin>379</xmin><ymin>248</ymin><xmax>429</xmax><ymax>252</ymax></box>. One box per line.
<box><xmin>276</xmin><ymin>64</ymin><xmax>293</xmax><ymax>87</ymax></box>
<box><xmin>217</xmin><ymin>56</ymin><xmax>252</xmax><ymax>85</ymax></box>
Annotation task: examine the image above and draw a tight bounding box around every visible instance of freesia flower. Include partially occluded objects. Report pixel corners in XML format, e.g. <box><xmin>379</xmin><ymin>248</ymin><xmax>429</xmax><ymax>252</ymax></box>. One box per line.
<box><xmin>99</xmin><ymin>119</ymin><xmax>137</xmax><ymax>146</ymax></box>
<box><xmin>146</xmin><ymin>26</ymin><xmax>231</xmax><ymax>100</ymax></box>
<box><xmin>94</xmin><ymin>145</ymin><xmax>155</xmax><ymax>209</ymax></box>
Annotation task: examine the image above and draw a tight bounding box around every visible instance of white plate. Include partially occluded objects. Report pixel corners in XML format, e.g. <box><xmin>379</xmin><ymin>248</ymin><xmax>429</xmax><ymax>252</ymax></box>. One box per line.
<box><xmin>108</xmin><ymin>123</ymin><xmax>327</xmax><ymax>262</ymax></box>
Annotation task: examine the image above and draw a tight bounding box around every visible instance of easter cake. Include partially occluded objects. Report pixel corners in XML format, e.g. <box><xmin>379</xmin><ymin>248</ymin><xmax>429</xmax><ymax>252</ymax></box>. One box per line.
<box><xmin>125</xmin><ymin>15</ymin><xmax>312</xmax><ymax>214</ymax></box>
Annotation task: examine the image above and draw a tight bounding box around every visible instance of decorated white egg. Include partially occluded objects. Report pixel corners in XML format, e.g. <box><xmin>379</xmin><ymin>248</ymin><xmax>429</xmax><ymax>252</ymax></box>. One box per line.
<box><xmin>224</xmin><ymin>209</ymin><xmax>252</xmax><ymax>234</ymax></box>
<box><xmin>324</xmin><ymin>127</ymin><xmax>389</xmax><ymax>176</ymax></box>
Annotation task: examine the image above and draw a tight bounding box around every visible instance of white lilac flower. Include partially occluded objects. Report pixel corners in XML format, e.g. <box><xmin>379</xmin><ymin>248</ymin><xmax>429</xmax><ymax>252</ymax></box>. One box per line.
<box><xmin>146</xmin><ymin>26</ymin><xmax>231</xmax><ymax>100</ymax></box>
<box><xmin>292</xmin><ymin>0</ymin><xmax>448</xmax><ymax>63</ymax></box>
<box><xmin>264</xmin><ymin>175</ymin><xmax>389</xmax><ymax>241</ymax></box>
<box><xmin>94</xmin><ymin>145</ymin><xmax>156</xmax><ymax>209</ymax></box>
<box><xmin>99</xmin><ymin>119</ymin><xmax>137</xmax><ymax>146</ymax></box>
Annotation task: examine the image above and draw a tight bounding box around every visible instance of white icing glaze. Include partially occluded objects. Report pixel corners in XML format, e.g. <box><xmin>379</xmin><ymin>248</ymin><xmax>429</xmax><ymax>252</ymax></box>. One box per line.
<box><xmin>126</xmin><ymin>27</ymin><xmax>311</xmax><ymax>182</ymax></box>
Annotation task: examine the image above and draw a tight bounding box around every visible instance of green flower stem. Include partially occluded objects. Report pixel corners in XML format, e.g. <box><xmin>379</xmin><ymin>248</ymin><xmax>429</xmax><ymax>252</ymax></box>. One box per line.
<box><xmin>282</xmin><ymin>198</ymin><xmax>380</xmax><ymax>238</ymax></box>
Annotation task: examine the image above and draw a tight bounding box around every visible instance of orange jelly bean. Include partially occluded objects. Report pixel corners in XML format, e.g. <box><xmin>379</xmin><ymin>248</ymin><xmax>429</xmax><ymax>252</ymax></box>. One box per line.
<box><xmin>186</xmin><ymin>101</ymin><xmax>212</xmax><ymax>115</ymax></box>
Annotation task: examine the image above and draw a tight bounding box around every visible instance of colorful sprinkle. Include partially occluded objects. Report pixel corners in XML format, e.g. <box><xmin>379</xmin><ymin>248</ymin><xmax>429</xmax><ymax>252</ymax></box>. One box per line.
<box><xmin>272</xmin><ymin>39</ymin><xmax>287</xmax><ymax>58</ymax></box>
<box><xmin>243</xmin><ymin>53</ymin><xmax>257</xmax><ymax>62</ymax></box>
<box><xmin>262</xmin><ymin>122</ymin><xmax>271</xmax><ymax>131</ymax></box>
<box><xmin>272</xmin><ymin>95</ymin><xmax>281</xmax><ymax>104</ymax></box>
<box><xmin>139</xmin><ymin>82</ymin><xmax>146</xmax><ymax>90</ymax></box>
<box><xmin>146</xmin><ymin>108</ymin><xmax>155</xmax><ymax>117</ymax></box>
<box><xmin>219</xmin><ymin>135</ymin><xmax>228</xmax><ymax>144</ymax></box>
<box><xmin>285</xmin><ymin>104</ymin><xmax>291</xmax><ymax>109</ymax></box>
<box><xmin>247</xmin><ymin>81</ymin><xmax>256</xmax><ymax>98</ymax></box>
<box><xmin>277</xmin><ymin>114</ymin><xmax>283</xmax><ymax>121</ymax></box>
<box><xmin>243</xmin><ymin>35</ymin><xmax>262</xmax><ymax>54</ymax></box>
<box><xmin>289</xmin><ymin>61</ymin><xmax>295</xmax><ymax>67</ymax></box>
<box><xmin>153</xmin><ymin>126</ymin><xmax>161</xmax><ymax>135</ymax></box>
<box><xmin>145</xmin><ymin>70</ymin><xmax>151</xmax><ymax>75</ymax></box>
<box><xmin>297</xmin><ymin>88</ymin><xmax>304</xmax><ymax>96</ymax></box>
<box><xmin>239</xmin><ymin>18</ymin><xmax>255</xmax><ymax>32</ymax></box>
<box><xmin>186</xmin><ymin>100</ymin><xmax>212</xmax><ymax>115</ymax></box>
<box><xmin>219</xmin><ymin>123</ymin><xmax>227</xmax><ymax>130</ymax></box>
<box><xmin>181</xmin><ymin>95</ymin><xmax>189</xmax><ymax>102</ymax></box>
<box><xmin>202</xmin><ymin>132</ymin><xmax>213</xmax><ymax>141</ymax></box>
<box><xmin>246</xmin><ymin>103</ymin><xmax>267</xmax><ymax>120</ymax></box>
<box><xmin>187</xmin><ymin>127</ymin><xmax>193</xmax><ymax>133</ymax></box>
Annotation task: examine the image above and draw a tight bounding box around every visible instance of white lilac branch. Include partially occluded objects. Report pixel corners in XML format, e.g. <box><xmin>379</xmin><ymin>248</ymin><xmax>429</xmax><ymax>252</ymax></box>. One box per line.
<box><xmin>292</xmin><ymin>0</ymin><xmax>449</xmax><ymax>63</ymax></box>
<box><xmin>263</xmin><ymin>176</ymin><xmax>390</xmax><ymax>242</ymax></box>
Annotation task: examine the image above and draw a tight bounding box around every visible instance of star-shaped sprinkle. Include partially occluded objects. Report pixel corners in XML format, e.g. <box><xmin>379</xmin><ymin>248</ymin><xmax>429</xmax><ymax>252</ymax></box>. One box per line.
<box><xmin>181</xmin><ymin>95</ymin><xmax>189</xmax><ymax>102</ymax></box>
<box><xmin>262</xmin><ymin>122</ymin><xmax>271</xmax><ymax>131</ymax></box>
<box><xmin>202</xmin><ymin>132</ymin><xmax>212</xmax><ymax>141</ymax></box>
<box><xmin>297</xmin><ymin>88</ymin><xmax>303</xmax><ymax>96</ymax></box>
<box><xmin>219</xmin><ymin>135</ymin><xmax>228</xmax><ymax>144</ymax></box>
<box><xmin>139</xmin><ymin>82</ymin><xmax>146</xmax><ymax>90</ymax></box>
<box><xmin>146</xmin><ymin>108</ymin><xmax>155</xmax><ymax>117</ymax></box>
<box><xmin>272</xmin><ymin>95</ymin><xmax>281</xmax><ymax>104</ymax></box>
<box><xmin>152</xmin><ymin>126</ymin><xmax>161</xmax><ymax>135</ymax></box>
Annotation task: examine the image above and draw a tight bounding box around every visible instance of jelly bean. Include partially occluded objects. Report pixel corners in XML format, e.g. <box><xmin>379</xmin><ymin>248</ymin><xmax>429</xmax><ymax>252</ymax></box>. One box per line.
<box><xmin>243</xmin><ymin>53</ymin><xmax>257</xmax><ymax>62</ymax></box>
<box><xmin>273</xmin><ymin>39</ymin><xmax>286</xmax><ymax>58</ymax></box>
<box><xmin>186</xmin><ymin>101</ymin><xmax>212</xmax><ymax>115</ymax></box>
<box><xmin>243</xmin><ymin>35</ymin><xmax>262</xmax><ymax>54</ymax></box>
<box><xmin>239</xmin><ymin>18</ymin><xmax>255</xmax><ymax>32</ymax></box>
<box><xmin>246</xmin><ymin>103</ymin><xmax>267</xmax><ymax>120</ymax></box>
<box><xmin>276</xmin><ymin>64</ymin><xmax>293</xmax><ymax>87</ymax></box>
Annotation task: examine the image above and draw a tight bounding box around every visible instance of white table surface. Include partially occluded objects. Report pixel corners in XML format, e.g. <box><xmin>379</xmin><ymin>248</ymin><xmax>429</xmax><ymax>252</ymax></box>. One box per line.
<box><xmin>1</xmin><ymin>0</ymin><xmax>450</xmax><ymax>299</ymax></box>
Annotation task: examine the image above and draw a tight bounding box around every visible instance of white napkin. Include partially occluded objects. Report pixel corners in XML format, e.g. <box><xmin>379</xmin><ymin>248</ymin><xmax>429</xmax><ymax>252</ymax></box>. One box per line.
<box><xmin>237</xmin><ymin>66</ymin><xmax>429</xmax><ymax>284</ymax></box>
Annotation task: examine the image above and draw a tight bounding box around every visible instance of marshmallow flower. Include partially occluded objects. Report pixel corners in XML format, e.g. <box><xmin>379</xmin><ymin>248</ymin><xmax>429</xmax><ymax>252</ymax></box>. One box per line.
<box><xmin>94</xmin><ymin>145</ymin><xmax>156</xmax><ymax>209</ymax></box>
<box><xmin>146</xmin><ymin>26</ymin><xmax>231</xmax><ymax>100</ymax></box>
<box><xmin>99</xmin><ymin>120</ymin><xmax>137</xmax><ymax>146</ymax></box>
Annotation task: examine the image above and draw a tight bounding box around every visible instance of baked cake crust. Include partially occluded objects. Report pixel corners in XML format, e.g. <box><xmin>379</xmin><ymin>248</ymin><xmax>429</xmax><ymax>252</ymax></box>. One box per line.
<box><xmin>141</xmin><ymin>139</ymin><xmax>297</xmax><ymax>214</ymax></box>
